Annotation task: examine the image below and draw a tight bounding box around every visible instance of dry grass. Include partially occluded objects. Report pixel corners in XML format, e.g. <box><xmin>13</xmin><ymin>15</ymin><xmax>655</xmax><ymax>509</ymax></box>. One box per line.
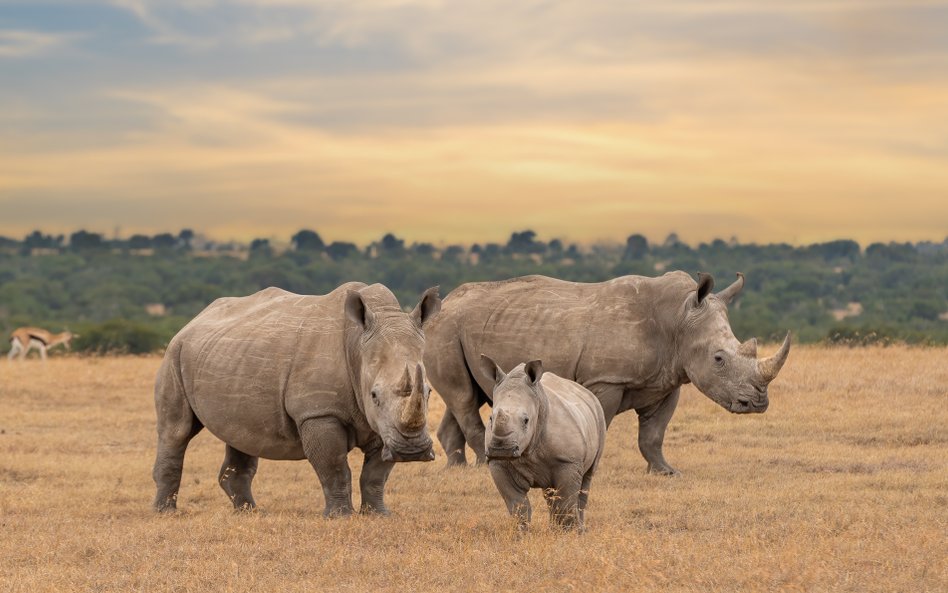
<box><xmin>1</xmin><ymin>346</ymin><xmax>946</xmax><ymax>592</ymax></box>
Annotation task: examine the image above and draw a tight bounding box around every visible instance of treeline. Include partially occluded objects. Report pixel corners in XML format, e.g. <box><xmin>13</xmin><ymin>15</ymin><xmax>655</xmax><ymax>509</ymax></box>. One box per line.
<box><xmin>1</xmin><ymin>229</ymin><xmax>946</xmax><ymax>353</ymax></box>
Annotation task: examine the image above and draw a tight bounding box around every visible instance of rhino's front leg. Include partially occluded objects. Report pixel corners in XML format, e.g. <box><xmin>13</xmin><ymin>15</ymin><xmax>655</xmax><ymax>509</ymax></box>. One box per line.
<box><xmin>636</xmin><ymin>388</ymin><xmax>680</xmax><ymax>476</ymax></box>
<box><xmin>489</xmin><ymin>462</ymin><xmax>531</xmax><ymax>530</ymax></box>
<box><xmin>359</xmin><ymin>442</ymin><xmax>395</xmax><ymax>516</ymax></box>
<box><xmin>299</xmin><ymin>417</ymin><xmax>355</xmax><ymax>517</ymax></box>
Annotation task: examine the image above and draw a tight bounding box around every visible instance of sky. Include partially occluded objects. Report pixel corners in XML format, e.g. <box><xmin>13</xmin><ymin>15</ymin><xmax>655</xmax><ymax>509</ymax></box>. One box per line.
<box><xmin>1</xmin><ymin>0</ymin><xmax>947</xmax><ymax>247</ymax></box>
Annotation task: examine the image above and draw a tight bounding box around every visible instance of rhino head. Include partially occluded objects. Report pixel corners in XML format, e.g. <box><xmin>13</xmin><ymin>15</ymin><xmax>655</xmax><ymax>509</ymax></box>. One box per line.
<box><xmin>679</xmin><ymin>273</ymin><xmax>791</xmax><ymax>414</ymax></box>
<box><xmin>480</xmin><ymin>356</ymin><xmax>547</xmax><ymax>460</ymax></box>
<box><xmin>345</xmin><ymin>287</ymin><xmax>442</xmax><ymax>462</ymax></box>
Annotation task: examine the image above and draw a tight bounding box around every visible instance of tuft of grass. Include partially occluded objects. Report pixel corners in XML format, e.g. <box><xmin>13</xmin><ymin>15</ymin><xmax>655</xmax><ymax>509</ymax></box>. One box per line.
<box><xmin>0</xmin><ymin>346</ymin><xmax>946</xmax><ymax>592</ymax></box>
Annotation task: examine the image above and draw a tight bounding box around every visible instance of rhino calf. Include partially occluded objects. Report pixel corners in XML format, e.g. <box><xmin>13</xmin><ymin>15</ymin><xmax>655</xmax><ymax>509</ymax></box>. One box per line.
<box><xmin>152</xmin><ymin>282</ymin><xmax>441</xmax><ymax>517</ymax></box>
<box><xmin>481</xmin><ymin>356</ymin><xmax>606</xmax><ymax>532</ymax></box>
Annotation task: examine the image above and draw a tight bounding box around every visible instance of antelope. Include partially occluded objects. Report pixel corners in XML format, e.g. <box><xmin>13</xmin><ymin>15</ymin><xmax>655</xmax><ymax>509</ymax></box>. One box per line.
<box><xmin>8</xmin><ymin>327</ymin><xmax>77</xmax><ymax>361</ymax></box>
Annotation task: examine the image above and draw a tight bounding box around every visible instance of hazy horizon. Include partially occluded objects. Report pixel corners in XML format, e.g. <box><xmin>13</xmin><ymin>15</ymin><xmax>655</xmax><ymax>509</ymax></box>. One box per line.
<box><xmin>2</xmin><ymin>1</ymin><xmax>947</xmax><ymax>246</ymax></box>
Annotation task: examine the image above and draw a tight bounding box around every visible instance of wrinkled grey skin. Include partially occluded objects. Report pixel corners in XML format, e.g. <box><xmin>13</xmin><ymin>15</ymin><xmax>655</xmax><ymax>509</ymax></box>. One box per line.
<box><xmin>483</xmin><ymin>357</ymin><xmax>606</xmax><ymax>532</ymax></box>
<box><xmin>425</xmin><ymin>271</ymin><xmax>790</xmax><ymax>475</ymax></box>
<box><xmin>152</xmin><ymin>282</ymin><xmax>441</xmax><ymax>516</ymax></box>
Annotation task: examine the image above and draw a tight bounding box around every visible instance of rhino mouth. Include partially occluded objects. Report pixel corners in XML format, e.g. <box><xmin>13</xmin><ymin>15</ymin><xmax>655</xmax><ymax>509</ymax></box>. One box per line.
<box><xmin>381</xmin><ymin>441</ymin><xmax>435</xmax><ymax>463</ymax></box>
<box><xmin>486</xmin><ymin>445</ymin><xmax>521</xmax><ymax>460</ymax></box>
<box><xmin>728</xmin><ymin>397</ymin><xmax>768</xmax><ymax>414</ymax></box>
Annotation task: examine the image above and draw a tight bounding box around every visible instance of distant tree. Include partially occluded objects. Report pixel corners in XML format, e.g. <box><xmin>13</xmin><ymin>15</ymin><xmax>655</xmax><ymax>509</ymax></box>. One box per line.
<box><xmin>663</xmin><ymin>232</ymin><xmax>681</xmax><ymax>247</ymax></box>
<box><xmin>326</xmin><ymin>241</ymin><xmax>357</xmax><ymax>260</ymax></box>
<box><xmin>443</xmin><ymin>245</ymin><xmax>465</xmax><ymax>261</ymax></box>
<box><xmin>412</xmin><ymin>242</ymin><xmax>436</xmax><ymax>257</ymax></box>
<box><xmin>69</xmin><ymin>230</ymin><xmax>105</xmax><ymax>251</ymax></box>
<box><xmin>23</xmin><ymin>230</ymin><xmax>57</xmax><ymax>250</ymax></box>
<box><xmin>623</xmin><ymin>234</ymin><xmax>649</xmax><ymax>260</ymax></box>
<box><xmin>548</xmin><ymin>239</ymin><xmax>564</xmax><ymax>255</ymax></box>
<box><xmin>152</xmin><ymin>233</ymin><xmax>177</xmax><ymax>250</ymax></box>
<box><xmin>178</xmin><ymin>229</ymin><xmax>195</xmax><ymax>250</ymax></box>
<box><xmin>565</xmin><ymin>244</ymin><xmax>582</xmax><ymax>260</ymax></box>
<box><xmin>249</xmin><ymin>238</ymin><xmax>272</xmax><ymax>257</ymax></box>
<box><xmin>291</xmin><ymin>229</ymin><xmax>325</xmax><ymax>251</ymax></box>
<box><xmin>506</xmin><ymin>230</ymin><xmax>545</xmax><ymax>254</ymax></box>
<box><xmin>128</xmin><ymin>234</ymin><xmax>152</xmax><ymax>249</ymax></box>
<box><xmin>379</xmin><ymin>233</ymin><xmax>405</xmax><ymax>256</ymax></box>
<box><xmin>808</xmin><ymin>240</ymin><xmax>860</xmax><ymax>261</ymax></box>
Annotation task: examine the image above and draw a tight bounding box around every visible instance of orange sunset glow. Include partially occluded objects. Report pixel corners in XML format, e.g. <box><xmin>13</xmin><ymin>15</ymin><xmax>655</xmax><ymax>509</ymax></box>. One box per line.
<box><xmin>1</xmin><ymin>1</ymin><xmax>946</xmax><ymax>245</ymax></box>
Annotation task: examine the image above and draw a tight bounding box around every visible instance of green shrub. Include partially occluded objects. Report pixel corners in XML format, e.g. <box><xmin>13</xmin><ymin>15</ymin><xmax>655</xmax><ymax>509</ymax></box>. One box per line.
<box><xmin>74</xmin><ymin>319</ymin><xmax>166</xmax><ymax>354</ymax></box>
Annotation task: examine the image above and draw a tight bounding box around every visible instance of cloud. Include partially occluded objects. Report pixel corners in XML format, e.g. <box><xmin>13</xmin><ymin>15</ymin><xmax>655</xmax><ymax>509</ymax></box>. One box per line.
<box><xmin>0</xmin><ymin>29</ymin><xmax>80</xmax><ymax>58</ymax></box>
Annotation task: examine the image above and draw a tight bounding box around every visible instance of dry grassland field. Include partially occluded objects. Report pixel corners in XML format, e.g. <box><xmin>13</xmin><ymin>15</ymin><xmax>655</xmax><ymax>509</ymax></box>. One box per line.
<box><xmin>1</xmin><ymin>346</ymin><xmax>946</xmax><ymax>592</ymax></box>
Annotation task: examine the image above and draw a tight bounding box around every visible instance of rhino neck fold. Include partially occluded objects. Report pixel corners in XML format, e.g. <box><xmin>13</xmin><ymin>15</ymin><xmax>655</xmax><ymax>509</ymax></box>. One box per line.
<box><xmin>524</xmin><ymin>383</ymin><xmax>551</xmax><ymax>457</ymax></box>
<box><xmin>343</xmin><ymin>324</ymin><xmax>367</xmax><ymax>419</ymax></box>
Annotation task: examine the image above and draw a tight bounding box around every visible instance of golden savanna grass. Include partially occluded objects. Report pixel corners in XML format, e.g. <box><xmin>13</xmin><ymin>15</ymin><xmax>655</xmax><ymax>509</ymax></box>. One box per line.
<box><xmin>1</xmin><ymin>346</ymin><xmax>946</xmax><ymax>592</ymax></box>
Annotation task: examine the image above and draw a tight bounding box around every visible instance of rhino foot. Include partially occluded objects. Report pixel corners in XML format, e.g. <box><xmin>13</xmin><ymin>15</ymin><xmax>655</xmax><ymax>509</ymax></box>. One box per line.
<box><xmin>360</xmin><ymin>503</ymin><xmax>391</xmax><ymax>517</ymax></box>
<box><xmin>323</xmin><ymin>503</ymin><xmax>355</xmax><ymax>518</ymax></box>
<box><xmin>646</xmin><ymin>463</ymin><xmax>681</xmax><ymax>477</ymax></box>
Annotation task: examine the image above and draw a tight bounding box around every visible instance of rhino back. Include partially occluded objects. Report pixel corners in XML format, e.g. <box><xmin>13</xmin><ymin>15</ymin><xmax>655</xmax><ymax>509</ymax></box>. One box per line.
<box><xmin>166</xmin><ymin>283</ymin><xmax>366</xmax><ymax>459</ymax></box>
<box><xmin>540</xmin><ymin>373</ymin><xmax>606</xmax><ymax>471</ymax></box>
<box><xmin>433</xmin><ymin>273</ymin><xmax>690</xmax><ymax>395</ymax></box>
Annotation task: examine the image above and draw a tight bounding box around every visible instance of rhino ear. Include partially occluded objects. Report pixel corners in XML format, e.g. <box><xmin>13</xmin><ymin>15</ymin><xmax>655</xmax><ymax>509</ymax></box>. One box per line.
<box><xmin>479</xmin><ymin>354</ymin><xmax>506</xmax><ymax>385</ymax></box>
<box><xmin>524</xmin><ymin>360</ymin><xmax>544</xmax><ymax>386</ymax></box>
<box><xmin>411</xmin><ymin>286</ymin><xmax>442</xmax><ymax>328</ymax></box>
<box><xmin>345</xmin><ymin>290</ymin><xmax>374</xmax><ymax>329</ymax></box>
<box><xmin>695</xmin><ymin>272</ymin><xmax>715</xmax><ymax>305</ymax></box>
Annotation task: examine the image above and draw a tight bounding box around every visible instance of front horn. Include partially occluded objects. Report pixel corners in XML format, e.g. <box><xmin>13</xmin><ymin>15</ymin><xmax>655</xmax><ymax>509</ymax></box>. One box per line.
<box><xmin>758</xmin><ymin>332</ymin><xmax>791</xmax><ymax>383</ymax></box>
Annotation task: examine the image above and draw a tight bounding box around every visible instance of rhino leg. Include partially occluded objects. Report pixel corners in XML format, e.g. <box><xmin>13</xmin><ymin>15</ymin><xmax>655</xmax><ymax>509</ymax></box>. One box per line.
<box><xmin>636</xmin><ymin>388</ymin><xmax>681</xmax><ymax>476</ymax></box>
<box><xmin>436</xmin><ymin>411</ymin><xmax>468</xmax><ymax>466</ymax></box>
<box><xmin>358</xmin><ymin>443</ymin><xmax>394</xmax><ymax>516</ymax></box>
<box><xmin>576</xmin><ymin>468</ymin><xmax>594</xmax><ymax>532</ymax></box>
<box><xmin>489</xmin><ymin>462</ymin><xmax>531</xmax><ymax>530</ymax></box>
<box><xmin>545</xmin><ymin>468</ymin><xmax>583</xmax><ymax>532</ymax></box>
<box><xmin>218</xmin><ymin>445</ymin><xmax>259</xmax><ymax>511</ymax></box>
<box><xmin>152</xmin><ymin>388</ymin><xmax>204</xmax><ymax>512</ymax></box>
<box><xmin>299</xmin><ymin>416</ymin><xmax>355</xmax><ymax>517</ymax></box>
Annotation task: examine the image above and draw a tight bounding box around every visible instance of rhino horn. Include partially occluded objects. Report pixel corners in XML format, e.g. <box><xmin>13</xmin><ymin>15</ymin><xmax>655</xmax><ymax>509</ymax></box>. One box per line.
<box><xmin>718</xmin><ymin>273</ymin><xmax>744</xmax><ymax>304</ymax></box>
<box><xmin>400</xmin><ymin>364</ymin><xmax>427</xmax><ymax>431</ymax></box>
<box><xmin>413</xmin><ymin>363</ymin><xmax>425</xmax><ymax>395</ymax></box>
<box><xmin>399</xmin><ymin>364</ymin><xmax>413</xmax><ymax>394</ymax></box>
<box><xmin>737</xmin><ymin>337</ymin><xmax>758</xmax><ymax>358</ymax></box>
<box><xmin>757</xmin><ymin>332</ymin><xmax>791</xmax><ymax>383</ymax></box>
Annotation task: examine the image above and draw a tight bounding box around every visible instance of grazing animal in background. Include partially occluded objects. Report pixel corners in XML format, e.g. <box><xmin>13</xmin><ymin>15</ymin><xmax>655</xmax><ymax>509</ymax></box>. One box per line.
<box><xmin>152</xmin><ymin>283</ymin><xmax>442</xmax><ymax>516</ymax></box>
<box><xmin>8</xmin><ymin>327</ymin><xmax>77</xmax><ymax>361</ymax></box>
<box><xmin>425</xmin><ymin>271</ymin><xmax>791</xmax><ymax>474</ymax></box>
<box><xmin>482</xmin><ymin>356</ymin><xmax>605</xmax><ymax>532</ymax></box>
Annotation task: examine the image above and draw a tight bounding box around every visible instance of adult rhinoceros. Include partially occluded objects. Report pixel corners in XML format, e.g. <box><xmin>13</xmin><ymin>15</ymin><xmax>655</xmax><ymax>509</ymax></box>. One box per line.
<box><xmin>425</xmin><ymin>271</ymin><xmax>789</xmax><ymax>475</ymax></box>
<box><xmin>152</xmin><ymin>283</ymin><xmax>441</xmax><ymax>516</ymax></box>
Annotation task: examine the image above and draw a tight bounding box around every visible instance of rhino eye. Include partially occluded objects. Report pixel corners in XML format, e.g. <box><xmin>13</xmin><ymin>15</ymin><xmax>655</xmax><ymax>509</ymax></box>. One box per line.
<box><xmin>523</xmin><ymin>417</ymin><xmax>529</xmax><ymax>427</ymax></box>
<box><xmin>713</xmin><ymin>352</ymin><xmax>726</xmax><ymax>366</ymax></box>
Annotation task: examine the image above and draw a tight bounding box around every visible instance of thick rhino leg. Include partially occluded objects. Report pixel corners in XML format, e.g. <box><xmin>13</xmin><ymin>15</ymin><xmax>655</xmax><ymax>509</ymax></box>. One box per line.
<box><xmin>489</xmin><ymin>462</ymin><xmax>531</xmax><ymax>530</ymax></box>
<box><xmin>436</xmin><ymin>411</ymin><xmax>468</xmax><ymax>466</ymax></box>
<box><xmin>299</xmin><ymin>416</ymin><xmax>355</xmax><ymax>517</ymax></box>
<box><xmin>218</xmin><ymin>445</ymin><xmax>259</xmax><ymax>510</ymax></box>
<box><xmin>576</xmin><ymin>467</ymin><xmax>594</xmax><ymax>532</ymax></box>
<box><xmin>636</xmin><ymin>388</ymin><xmax>680</xmax><ymax>476</ymax></box>
<box><xmin>152</xmin><ymin>379</ymin><xmax>204</xmax><ymax>512</ymax></box>
<box><xmin>544</xmin><ymin>467</ymin><xmax>584</xmax><ymax>532</ymax></box>
<box><xmin>358</xmin><ymin>443</ymin><xmax>395</xmax><ymax>516</ymax></box>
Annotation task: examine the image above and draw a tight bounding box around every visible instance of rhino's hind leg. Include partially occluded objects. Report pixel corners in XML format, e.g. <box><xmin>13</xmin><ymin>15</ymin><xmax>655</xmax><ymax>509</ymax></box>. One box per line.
<box><xmin>358</xmin><ymin>443</ymin><xmax>395</xmax><ymax>516</ymax></box>
<box><xmin>436</xmin><ymin>411</ymin><xmax>468</xmax><ymax>466</ymax></box>
<box><xmin>152</xmin><ymin>406</ymin><xmax>204</xmax><ymax>512</ymax></box>
<box><xmin>576</xmin><ymin>469</ymin><xmax>594</xmax><ymax>533</ymax></box>
<box><xmin>637</xmin><ymin>388</ymin><xmax>681</xmax><ymax>476</ymax></box>
<box><xmin>299</xmin><ymin>416</ymin><xmax>355</xmax><ymax>517</ymax></box>
<box><xmin>218</xmin><ymin>445</ymin><xmax>259</xmax><ymax>511</ymax></box>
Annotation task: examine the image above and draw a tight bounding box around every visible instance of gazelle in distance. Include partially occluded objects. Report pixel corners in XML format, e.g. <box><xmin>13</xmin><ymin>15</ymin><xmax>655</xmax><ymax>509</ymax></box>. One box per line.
<box><xmin>8</xmin><ymin>327</ymin><xmax>77</xmax><ymax>361</ymax></box>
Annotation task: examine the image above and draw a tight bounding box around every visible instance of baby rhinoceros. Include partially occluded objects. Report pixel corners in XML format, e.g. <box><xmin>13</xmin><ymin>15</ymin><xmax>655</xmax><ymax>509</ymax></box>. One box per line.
<box><xmin>481</xmin><ymin>355</ymin><xmax>606</xmax><ymax>532</ymax></box>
